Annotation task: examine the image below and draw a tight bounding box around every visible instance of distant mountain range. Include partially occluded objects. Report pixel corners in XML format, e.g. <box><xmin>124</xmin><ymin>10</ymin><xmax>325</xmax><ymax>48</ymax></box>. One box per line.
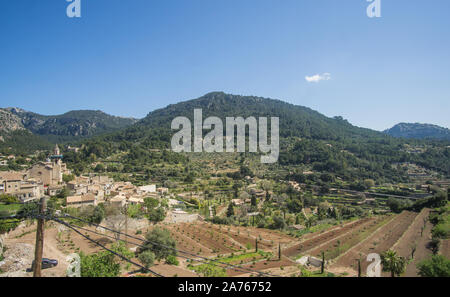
<box><xmin>1</xmin><ymin>93</ymin><xmax>449</xmax><ymax>177</ymax></box>
<box><xmin>384</xmin><ymin>123</ymin><xmax>450</xmax><ymax>140</ymax></box>
<box><xmin>0</xmin><ymin>108</ymin><xmax>137</xmax><ymax>150</ymax></box>
<box><xmin>76</xmin><ymin>92</ymin><xmax>449</xmax><ymax>178</ymax></box>
<box><xmin>118</xmin><ymin>91</ymin><xmax>382</xmax><ymax>144</ymax></box>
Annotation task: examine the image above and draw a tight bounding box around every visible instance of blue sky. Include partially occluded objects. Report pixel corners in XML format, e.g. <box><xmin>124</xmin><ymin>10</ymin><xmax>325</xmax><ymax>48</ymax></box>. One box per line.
<box><xmin>1</xmin><ymin>0</ymin><xmax>449</xmax><ymax>131</ymax></box>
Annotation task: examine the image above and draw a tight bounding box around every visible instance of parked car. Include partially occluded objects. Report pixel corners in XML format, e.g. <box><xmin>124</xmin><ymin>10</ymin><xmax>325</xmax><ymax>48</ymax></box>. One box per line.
<box><xmin>32</xmin><ymin>258</ymin><xmax>58</xmax><ymax>270</ymax></box>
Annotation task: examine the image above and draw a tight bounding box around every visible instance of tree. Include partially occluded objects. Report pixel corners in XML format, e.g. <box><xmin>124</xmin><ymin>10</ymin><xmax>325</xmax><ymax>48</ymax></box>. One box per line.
<box><xmin>140</xmin><ymin>227</ymin><xmax>176</xmax><ymax>261</ymax></box>
<box><xmin>226</xmin><ymin>202</ymin><xmax>234</xmax><ymax>217</ymax></box>
<box><xmin>260</xmin><ymin>181</ymin><xmax>273</xmax><ymax>200</ymax></box>
<box><xmin>79</xmin><ymin>251</ymin><xmax>120</xmax><ymax>277</ymax></box>
<box><xmin>94</xmin><ymin>163</ymin><xmax>105</xmax><ymax>173</ymax></box>
<box><xmin>90</xmin><ymin>205</ymin><xmax>105</xmax><ymax>224</ymax></box>
<box><xmin>386</xmin><ymin>198</ymin><xmax>412</xmax><ymax>214</ymax></box>
<box><xmin>319</xmin><ymin>184</ymin><xmax>330</xmax><ymax>194</ymax></box>
<box><xmin>184</xmin><ymin>173</ymin><xmax>194</xmax><ymax>183</ymax></box>
<box><xmin>251</xmin><ymin>195</ymin><xmax>257</xmax><ymax>207</ymax></box>
<box><xmin>239</xmin><ymin>165</ymin><xmax>253</xmax><ymax>178</ymax></box>
<box><xmin>286</xmin><ymin>198</ymin><xmax>303</xmax><ymax>213</ymax></box>
<box><xmin>317</xmin><ymin>202</ymin><xmax>331</xmax><ymax>220</ymax></box>
<box><xmin>105</xmin><ymin>214</ymin><xmax>126</xmax><ymax>240</ymax></box>
<box><xmin>417</xmin><ymin>255</ymin><xmax>450</xmax><ymax>277</ymax></box>
<box><xmin>138</xmin><ymin>250</ymin><xmax>155</xmax><ymax>270</ymax></box>
<box><xmin>364</xmin><ymin>179</ymin><xmax>375</xmax><ymax>189</ymax></box>
<box><xmin>429</xmin><ymin>238</ymin><xmax>441</xmax><ymax>255</ymax></box>
<box><xmin>232</xmin><ymin>182</ymin><xmax>242</xmax><ymax>198</ymax></box>
<box><xmin>144</xmin><ymin>197</ymin><xmax>159</xmax><ymax>210</ymax></box>
<box><xmin>305</xmin><ymin>216</ymin><xmax>316</xmax><ymax>229</ymax></box>
<box><xmin>166</xmin><ymin>255</ymin><xmax>179</xmax><ymax>266</ymax></box>
<box><xmin>63</xmin><ymin>174</ymin><xmax>75</xmax><ymax>183</ymax></box>
<box><xmin>148</xmin><ymin>207</ymin><xmax>166</xmax><ymax>224</ymax></box>
<box><xmin>57</xmin><ymin>187</ymin><xmax>70</xmax><ymax>199</ymax></box>
<box><xmin>271</xmin><ymin>216</ymin><xmax>286</xmax><ymax>230</ymax></box>
<box><xmin>380</xmin><ymin>250</ymin><xmax>406</xmax><ymax>277</ymax></box>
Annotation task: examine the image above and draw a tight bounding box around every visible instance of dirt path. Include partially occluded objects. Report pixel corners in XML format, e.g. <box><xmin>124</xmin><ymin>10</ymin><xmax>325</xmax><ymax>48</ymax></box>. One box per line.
<box><xmin>4</xmin><ymin>223</ymin><xmax>69</xmax><ymax>277</ymax></box>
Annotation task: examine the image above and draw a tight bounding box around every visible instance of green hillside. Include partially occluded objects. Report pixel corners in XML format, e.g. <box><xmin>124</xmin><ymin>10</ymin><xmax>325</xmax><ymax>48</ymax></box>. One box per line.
<box><xmin>67</xmin><ymin>92</ymin><xmax>449</xmax><ymax>182</ymax></box>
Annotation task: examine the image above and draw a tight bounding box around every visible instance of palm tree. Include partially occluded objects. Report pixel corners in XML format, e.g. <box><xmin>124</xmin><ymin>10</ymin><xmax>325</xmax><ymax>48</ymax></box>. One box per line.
<box><xmin>380</xmin><ymin>250</ymin><xmax>406</xmax><ymax>277</ymax></box>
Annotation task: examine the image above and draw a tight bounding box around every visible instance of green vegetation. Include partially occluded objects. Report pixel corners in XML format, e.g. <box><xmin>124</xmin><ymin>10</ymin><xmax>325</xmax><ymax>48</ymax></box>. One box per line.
<box><xmin>299</xmin><ymin>266</ymin><xmax>336</xmax><ymax>277</ymax></box>
<box><xmin>138</xmin><ymin>227</ymin><xmax>177</xmax><ymax>262</ymax></box>
<box><xmin>56</xmin><ymin>92</ymin><xmax>449</xmax><ymax>184</ymax></box>
<box><xmin>63</xmin><ymin>204</ymin><xmax>106</xmax><ymax>225</ymax></box>
<box><xmin>166</xmin><ymin>254</ymin><xmax>179</xmax><ymax>266</ymax></box>
<box><xmin>188</xmin><ymin>251</ymin><xmax>271</xmax><ymax>277</ymax></box>
<box><xmin>144</xmin><ymin>197</ymin><xmax>167</xmax><ymax>224</ymax></box>
<box><xmin>138</xmin><ymin>250</ymin><xmax>156</xmax><ymax>270</ymax></box>
<box><xmin>0</xmin><ymin>194</ymin><xmax>20</xmax><ymax>205</ymax></box>
<box><xmin>417</xmin><ymin>255</ymin><xmax>450</xmax><ymax>277</ymax></box>
<box><xmin>387</xmin><ymin>190</ymin><xmax>448</xmax><ymax>214</ymax></box>
<box><xmin>79</xmin><ymin>241</ymin><xmax>134</xmax><ymax>277</ymax></box>
<box><xmin>0</xmin><ymin>203</ymin><xmax>21</xmax><ymax>214</ymax></box>
<box><xmin>380</xmin><ymin>250</ymin><xmax>407</xmax><ymax>277</ymax></box>
<box><xmin>429</xmin><ymin>200</ymin><xmax>450</xmax><ymax>240</ymax></box>
<box><xmin>80</xmin><ymin>251</ymin><xmax>121</xmax><ymax>277</ymax></box>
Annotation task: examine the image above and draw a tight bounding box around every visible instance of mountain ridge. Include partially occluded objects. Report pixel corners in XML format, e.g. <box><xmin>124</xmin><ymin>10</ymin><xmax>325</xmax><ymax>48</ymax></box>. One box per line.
<box><xmin>384</xmin><ymin>123</ymin><xmax>450</xmax><ymax>140</ymax></box>
<box><xmin>0</xmin><ymin>107</ymin><xmax>138</xmax><ymax>144</ymax></box>
<box><xmin>137</xmin><ymin>91</ymin><xmax>383</xmax><ymax>141</ymax></box>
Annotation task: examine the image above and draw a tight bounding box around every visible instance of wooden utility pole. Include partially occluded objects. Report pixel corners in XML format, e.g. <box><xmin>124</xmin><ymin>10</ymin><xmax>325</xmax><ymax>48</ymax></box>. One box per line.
<box><xmin>321</xmin><ymin>251</ymin><xmax>325</xmax><ymax>274</ymax></box>
<box><xmin>124</xmin><ymin>204</ymin><xmax>128</xmax><ymax>248</ymax></box>
<box><xmin>33</xmin><ymin>197</ymin><xmax>46</xmax><ymax>277</ymax></box>
<box><xmin>357</xmin><ymin>258</ymin><xmax>362</xmax><ymax>277</ymax></box>
<box><xmin>278</xmin><ymin>243</ymin><xmax>281</xmax><ymax>261</ymax></box>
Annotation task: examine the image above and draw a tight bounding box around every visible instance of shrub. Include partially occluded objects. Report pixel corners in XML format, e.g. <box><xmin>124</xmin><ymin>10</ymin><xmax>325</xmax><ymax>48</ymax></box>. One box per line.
<box><xmin>417</xmin><ymin>255</ymin><xmax>450</xmax><ymax>277</ymax></box>
<box><xmin>166</xmin><ymin>255</ymin><xmax>179</xmax><ymax>266</ymax></box>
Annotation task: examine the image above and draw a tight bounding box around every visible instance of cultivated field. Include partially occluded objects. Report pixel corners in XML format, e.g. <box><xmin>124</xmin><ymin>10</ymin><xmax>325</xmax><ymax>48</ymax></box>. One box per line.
<box><xmin>2</xmin><ymin>208</ymin><xmax>437</xmax><ymax>277</ymax></box>
<box><xmin>333</xmin><ymin>211</ymin><xmax>419</xmax><ymax>275</ymax></box>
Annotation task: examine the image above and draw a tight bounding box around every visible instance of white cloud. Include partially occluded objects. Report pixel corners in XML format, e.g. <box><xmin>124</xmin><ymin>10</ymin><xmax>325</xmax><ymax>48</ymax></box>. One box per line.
<box><xmin>305</xmin><ymin>73</ymin><xmax>331</xmax><ymax>83</ymax></box>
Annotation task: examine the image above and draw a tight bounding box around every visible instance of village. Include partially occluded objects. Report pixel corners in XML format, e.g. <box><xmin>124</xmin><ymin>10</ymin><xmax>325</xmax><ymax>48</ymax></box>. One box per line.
<box><xmin>1</xmin><ymin>145</ymin><xmax>166</xmax><ymax>211</ymax></box>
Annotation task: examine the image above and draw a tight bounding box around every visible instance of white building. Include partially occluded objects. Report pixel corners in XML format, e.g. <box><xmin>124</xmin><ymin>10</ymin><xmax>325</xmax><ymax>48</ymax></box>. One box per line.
<box><xmin>139</xmin><ymin>185</ymin><xmax>156</xmax><ymax>193</ymax></box>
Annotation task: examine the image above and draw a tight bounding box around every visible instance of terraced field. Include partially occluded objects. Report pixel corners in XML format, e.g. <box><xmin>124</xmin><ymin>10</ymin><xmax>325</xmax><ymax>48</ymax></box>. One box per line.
<box><xmin>282</xmin><ymin>218</ymin><xmax>377</xmax><ymax>258</ymax></box>
<box><xmin>162</xmin><ymin>222</ymin><xmax>301</xmax><ymax>276</ymax></box>
<box><xmin>333</xmin><ymin>211</ymin><xmax>418</xmax><ymax>274</ymax></box>
<box><xmin>204</xmin><ymin>223</ymin><xmax>289</xmax><ymax>251</ymax></box>
<box><xmin>226</xmin><ymin>256</ymin><xmax>296</xmax><ymax>277</ymax></box>
<box><xmin>164</xmin><ymin>211</ymin><xmax>425</xmax><ymax>276</ymax></box>
<box><xmin>392</xmin><ymin>208</ymin><xmax>433</xmax><ymax>277</ymax></box>
<box><xmin>166</xmin><ymin>222</ymin><xmax>296</xmax><ymax>258</ymax></box>
<box><xmin>307</xmin><ymin>215</ymin><xmax>394</xmax><ymax>260</ymax></box>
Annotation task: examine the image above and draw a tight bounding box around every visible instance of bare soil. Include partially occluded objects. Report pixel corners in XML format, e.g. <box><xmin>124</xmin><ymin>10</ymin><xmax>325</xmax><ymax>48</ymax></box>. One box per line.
<box><xmin>392</xmin><ymin>208</ymin><xmax>433</xmax><ymax>276</ymax></box>
<box><xmin>334</xmin><ymin>211</ymin><xmax>418</xmax><ymax>275</ymax></box>
<box><xmin>282</xmin><ymin>218</ymin><xmax>375</xmax><ymax>258</ymax></box>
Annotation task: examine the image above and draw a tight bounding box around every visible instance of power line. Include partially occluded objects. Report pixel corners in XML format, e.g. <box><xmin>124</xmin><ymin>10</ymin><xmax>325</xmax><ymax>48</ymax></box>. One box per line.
<box><xmin>56</xmin><ymin>213</ymin><xmax>280</xmax><ymax>277</ymax></box>
<box><xmin>11</xmin><ymin>205</ymin><xmax>281</xmax><ymax>277</ymax></box>
<box><xmin>50</xmin><ymin>216</ymin><xmax>164</xmax><ymax>277</ymax></box>
<box><xmin>55</xmin><ymin>217</ymin><xmax>268</xmax><ymax>276</ymax></box>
